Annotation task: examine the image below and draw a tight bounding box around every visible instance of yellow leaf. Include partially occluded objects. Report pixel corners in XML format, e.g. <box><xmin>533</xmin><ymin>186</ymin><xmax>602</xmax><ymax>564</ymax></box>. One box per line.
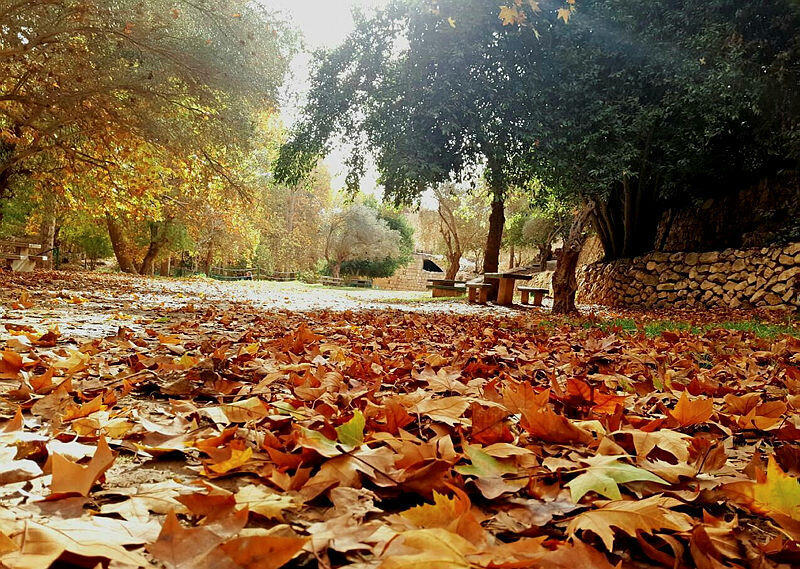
<box><xmin>499</xmin><ymin>5</ymin><xmax>525</xmax><ymax>26</ymax></box>
<box><xmin>380</xmin><ymin>528</ymin><xmax>475</xmax><ymax>569</ymax></box>
<box><xmin>207</xmin><ymin>446</ymin><xmax>253</xmax><ymax>475</ymax></box>
<box><xmin>723</xmin><ymin>457</ymin><xmax>800</xmax><ymax>524</ymax></box>
<box><xmin>557</xmin><ymin>7</ymin><xmax>572</xmax><ymax>23</ymax></box>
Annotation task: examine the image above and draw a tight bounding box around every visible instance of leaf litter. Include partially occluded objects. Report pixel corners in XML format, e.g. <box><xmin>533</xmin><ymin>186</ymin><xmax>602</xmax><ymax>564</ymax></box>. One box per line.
<box><xmin>0</xmin><ymin>271</ymin><xmax>799</xmax><ymax>568</ymax></box>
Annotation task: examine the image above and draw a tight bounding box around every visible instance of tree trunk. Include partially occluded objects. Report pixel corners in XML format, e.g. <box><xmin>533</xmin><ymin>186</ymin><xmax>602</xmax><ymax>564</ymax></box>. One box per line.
<box><xmin>203</xmin><ymin>243</ymin><xmax>214</xmax><ymax>275</ymax></box>
<box><xmin>445</xmin><ymin>251</ymin><xmax>461</xmax><ymax>280</ymax></box>
<box><xmin>105</xmin><ymin>214</ymin><xmax>138</xmax><ymax>273</ymax></box>
<box><xmin>139</xmin><ymin>221</ymin><xmax>171</xmax><ymax>276</ymax></box>
<box><xmin>331</xmin><ymin>262</ymin><xmax>342</xmax><ymax>278</ymax></box>
<box><xmin>539</xmin><ymin>241</ymin><xmax>552</xmax><ymax>272</ymax></box>
<box><xmin>552</xmin><ymin>206</ymin><xmax>593</xmax><ymax>315</ymax></box>
<box><xmin>483</xmin><ymin>196</ymin><xmax>505</xmax><ymax>300</ymax></box>
<box><xmin>160</xmin><ymin>257</ymin><xmax>171</xmax><ymax>277</ymax></box>
<box><xmin>38</xmin><ymin>200</ymin><xmax>56</xmax><ymax>269</ymax></box>
<box><xmin>508</xmin><ymin>244</ymin><xmax>515</xmax><ymax>270</ymax></box>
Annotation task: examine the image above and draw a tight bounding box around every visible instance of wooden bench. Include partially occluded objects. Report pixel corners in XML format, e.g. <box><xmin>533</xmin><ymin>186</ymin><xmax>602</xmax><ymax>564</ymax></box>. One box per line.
<box><xmin>346</xmin><ymin>277</ymin><xmax>373</xmax><ymax>288</ymax></box>
<box><xmin>518</xmin><ymin>286</ymin><xmax>549</xmax><ymax>306</ymax></box>
<box><xmin>466</xmin><ymin>282</ymin><xmax>492</xmax><ymax>304</ymax></box>
<box><xmin>267</xmin><ymin>272</ymin><xmax>296</xmax><ymax>282</ymax></box>
<box><xmin>0</xmin><ymin>240</ymin><xmax>46</xmax><ymax>272</ymax></box>
<box><xmin>427</xmin><ymin>278</ymin><xmax>466</xmax><ymax>298</ymax></box>
<box><xmin>321</xmin><ymin>276</ymin><xmax>344</xmax><ymax>286</ymax></box>
<box><xmin>427</xmin><ymin>284</ymin><xmax>466</xmax><ymax>298</ymax></box>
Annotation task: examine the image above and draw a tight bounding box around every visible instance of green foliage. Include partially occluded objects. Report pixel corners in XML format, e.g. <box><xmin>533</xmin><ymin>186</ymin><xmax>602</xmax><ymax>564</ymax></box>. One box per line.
<box><xmin>338</xmin><ymin>206</ymin><xmax>414</xmax><ymax>278</ymax></box>
<box><xmin>0</xmin><ymin>182</ymin><xmax>35</xmax><ymax>238</ymax></box>
<box><xmin>274</xmin><ymin>0</ymin><xmax>551</xmax><ymax>202</ymax></box>
<box><xmin>520</xmin><ymin>0</ymin><xmax>800</xmax><ymax>257</ymax></box>
<box><xmin>277</xmin><ymin>0</ymin><xmax>800</xmax><ymax>260</ymax></box>
<box><xmin>62</xmin><ymin>219</ymin><xmax>114</xmax><ymax>261</ymax></box>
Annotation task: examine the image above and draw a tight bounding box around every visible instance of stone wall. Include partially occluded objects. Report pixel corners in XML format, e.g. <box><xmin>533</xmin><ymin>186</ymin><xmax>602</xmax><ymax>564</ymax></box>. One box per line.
<box><xmin>578</xmin><ymin>242</ymin><xmax>800</xmax><ymax>311</ymax></box>
<box><xmin>373</xmin><ymin>253</ymin><xmax>445</xmax><ymax>292</ymax></box>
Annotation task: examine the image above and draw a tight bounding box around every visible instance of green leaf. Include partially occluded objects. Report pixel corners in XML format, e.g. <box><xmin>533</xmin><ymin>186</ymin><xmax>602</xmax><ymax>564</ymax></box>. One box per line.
<box><xmin>335</xmin><ymin>409</ymin><xmax>365</xmax><ymax>448</ymax></box>
<box><xmin>298</xmin><ymin>428</ymin><xmax>340</xmax><ymax>458</ymax></box>
<box><xmin>566</xmin><ymin>455</ymin><xmax>667</xmax><ymax>502</ymax></box>
<box><xmin>455</xmin><ymin>446</ymin><xmax>515</xmax><ymax>478</ymax></box>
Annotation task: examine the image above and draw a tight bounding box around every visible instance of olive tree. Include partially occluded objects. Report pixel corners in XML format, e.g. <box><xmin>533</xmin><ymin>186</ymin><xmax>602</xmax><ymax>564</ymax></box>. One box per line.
<box><xmin>324</xmin><ymin>205</ymin><xmax>402</xmax><ymax>278</ymax></box>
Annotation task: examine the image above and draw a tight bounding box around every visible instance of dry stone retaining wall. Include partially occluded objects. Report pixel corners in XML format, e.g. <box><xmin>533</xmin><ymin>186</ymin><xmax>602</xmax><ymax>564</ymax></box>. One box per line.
<box><xmin>578</xmin><ymin>242</ymin><xmax>800</xmax><ymax>311</ymax></box>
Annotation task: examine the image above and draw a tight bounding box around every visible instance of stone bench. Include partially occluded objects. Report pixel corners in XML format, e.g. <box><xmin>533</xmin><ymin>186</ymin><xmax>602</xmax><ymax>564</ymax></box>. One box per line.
<box><xmin>466</xmin><ymin>282</ymin><xmax>492</xmax><ymax>304</ymax></box>
<box><xmin>518</xmin><ymin>286</ymin><xmax>548</xmax><ymax>306</ymax></box>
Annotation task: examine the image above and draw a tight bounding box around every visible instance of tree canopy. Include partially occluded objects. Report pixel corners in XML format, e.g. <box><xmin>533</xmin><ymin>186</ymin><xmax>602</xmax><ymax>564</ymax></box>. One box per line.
<box><xmin>518</xmin><ymin>0</ymin><xmax>800</xmax><ymax>259</ymax></box>
<box><xmin>0</xmin><ymin>0</ymin><xmax>296</xmax><ymax>204</ymax></box>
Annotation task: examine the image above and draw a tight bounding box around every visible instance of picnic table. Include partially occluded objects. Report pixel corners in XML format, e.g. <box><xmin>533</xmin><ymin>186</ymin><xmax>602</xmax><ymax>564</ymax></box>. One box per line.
<box><xmin>427</xmin><ymin>278</ymin><xmax>466</xmax><ymax>298</ymax></box>
<box><xmin>483</xmin><ymin>272</ymin><xmax>532</xmax><ymax>306</ymax></box>
<box><xmin>0</xmin><ymin>239</ymin><xmax>47</xmax><ymax>272</ymax></box>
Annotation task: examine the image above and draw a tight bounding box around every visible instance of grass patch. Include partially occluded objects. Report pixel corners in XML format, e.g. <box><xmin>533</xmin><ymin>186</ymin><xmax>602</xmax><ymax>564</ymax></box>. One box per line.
<box><xmin>574</xmin><ymin>317</ymin><xmax>800</xmax><ymax>339</ymax></box>
<box><xmin>376</xmin><ymin>295</ymin><xmax>467</xmax><ymax>305</ymax></box>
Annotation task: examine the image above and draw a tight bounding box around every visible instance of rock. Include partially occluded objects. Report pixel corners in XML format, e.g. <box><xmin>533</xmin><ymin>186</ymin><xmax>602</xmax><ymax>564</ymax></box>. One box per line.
<box><xmin>699</xmin><ymin>252</ymin><xmax>719</xmax><ymax>264</ymax></box>
<box><xmin>779</xmin><ymin>254</ymin><xmax>795</xmax><ymax>265</ymax></box>
<box><xmin>685</xmin><ymin>253</ymin><xmax>700</xmax><ymax>265</ymax></box>
<box><xmin>786</xmin><ymin>242</ymin><xmax>800</xmax><ymax>256</ymax></box>
<box><xmin>731</xmin><ymin>259</ymin><xmax>746</xmax><ymax>272</ymax></box>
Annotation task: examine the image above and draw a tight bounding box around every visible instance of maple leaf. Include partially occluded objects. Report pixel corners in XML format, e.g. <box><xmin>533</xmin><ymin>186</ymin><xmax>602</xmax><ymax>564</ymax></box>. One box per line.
<box><xmin>567</xmin><ymin>495</ymin><xmax>693</xmax><ymax>550</ymax></box>
<box><xmin>1</xmin><ymin>518</ymin><xmax>150</xmax><ymax>568</ymax></box>
<box><xmin>566</xmin><ymin>455</ymin><xmax>668</xmax><ymax>502</ymax></box>
<box><xmin>234</xmin><ymin>484</ymin><xmax>298</xmax><ymax>521</ymax></box>
<box><xmin>217</xmin><ymin>535</ymin><xmax>308</xmax><ymax>569</ymax></box>
<box><xmin>557</xmin><ymin>7</ymin><xmax>572</xmax><ymax>23</ymax></box>
<box><xmin>455</xmin><ymin>445</ymin><xmax>525</xmax><ymax>499</ymax></box>
<box><xmin>0</xmin><ymin>445</ymin><xmax>43</xmax><ymax>484</ymax></box>
<box><xmin>498</xmin><ymin>5</ymin><xmax>525</xmax><ymax>26</ymax></box>
<box><xmin>393</xmin><ymin>488</ymin><xmax>487</xmax><ymax>545</ymax></box>
<box><xmin>50</xmin><ymin>436</ymin><xmax>115</xmax><ymax>497</ymax></box>
<box><xmin>467</xmin><ymin>537</ymin><xmax>617</xmax><ymax>569</ymax></box>
<box><xmin>669</xmin><ymin>391</ymin><xmax>714</xmax><ymax>427</ymax></box>
<box><xmin>380</xmin><ymin>528</ymin><xmax>475</xmax><ymax>569</ymax></box>
<box><xmin>722</xmin><ymin>457</ymin><xmax>800</xmax><ymax>531</ymax></box>
<box><xmin>146</xmin><ymin>511</ymin><xmax>226</xmax><ymax>569</ymax></box>
<box><xmin>336</xmin><ymin>409</ymin><xmax>366</xmax><ymax>447</ymax></box>
<box><xmin>410</xmin><ymin>396</ymin><xmax>470</xmax><ymax>426</ymax></box>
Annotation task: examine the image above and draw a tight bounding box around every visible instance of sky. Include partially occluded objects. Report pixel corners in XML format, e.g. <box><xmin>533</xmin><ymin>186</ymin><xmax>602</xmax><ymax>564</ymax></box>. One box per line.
<box><xmin>264</xmin><ymin>1</ymin><xmax>388</xmax><ymax>197</ymax></box>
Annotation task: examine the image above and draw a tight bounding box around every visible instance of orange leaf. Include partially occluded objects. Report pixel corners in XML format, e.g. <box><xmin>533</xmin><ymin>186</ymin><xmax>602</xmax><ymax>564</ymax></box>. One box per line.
<box><xmin>218</xmin><ymin>535</ymin><xmax>308</xmax><ymax>569</ymax></box>
<box><xmin>669</xmin><ymin>391</ymin><xmax>713</xmax><ymax>427</ymax></box>
<box><xmin>50</xmin><ymin>436</ymin><xmax>115</xmax><ymax>497</ymax></box>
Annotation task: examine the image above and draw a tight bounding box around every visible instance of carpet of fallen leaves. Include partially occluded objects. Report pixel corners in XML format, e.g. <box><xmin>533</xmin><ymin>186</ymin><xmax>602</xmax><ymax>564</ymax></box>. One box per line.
<box><xmin>1</xmin><ymin>272</ymin><xmax>800</xmax><ymax>569</ymax></box>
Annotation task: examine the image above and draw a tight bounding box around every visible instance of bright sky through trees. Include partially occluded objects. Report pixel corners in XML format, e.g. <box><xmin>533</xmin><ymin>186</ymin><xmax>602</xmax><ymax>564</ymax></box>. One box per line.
<box><xmin>267</xmin><ymin>0</ymin><xmax>387</xmax><ymax>198</ymax></box>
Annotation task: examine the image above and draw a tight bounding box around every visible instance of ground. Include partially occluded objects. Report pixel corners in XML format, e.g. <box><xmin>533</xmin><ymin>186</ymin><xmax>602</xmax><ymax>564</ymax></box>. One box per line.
<box><xmin>0</xmin><ymin>271</ymin><xmax>799</xmax><ymax>569</ymax></box>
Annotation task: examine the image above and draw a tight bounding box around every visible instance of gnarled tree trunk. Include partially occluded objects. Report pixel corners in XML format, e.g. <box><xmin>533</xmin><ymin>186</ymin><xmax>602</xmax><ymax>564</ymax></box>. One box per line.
<box><xmin>105</xmin><ymin>214</ymin><xmax>138</xmax><ymax>273</ymax></box>
<box><xmin>552</xmin><ymin>205</ymin><xmax>593</xmax><ymax>315</ymax></box>
<box><xmin>139</xmin><ymin>220</ymin><xmax>172</xmax><ymax>276</ymax></box>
